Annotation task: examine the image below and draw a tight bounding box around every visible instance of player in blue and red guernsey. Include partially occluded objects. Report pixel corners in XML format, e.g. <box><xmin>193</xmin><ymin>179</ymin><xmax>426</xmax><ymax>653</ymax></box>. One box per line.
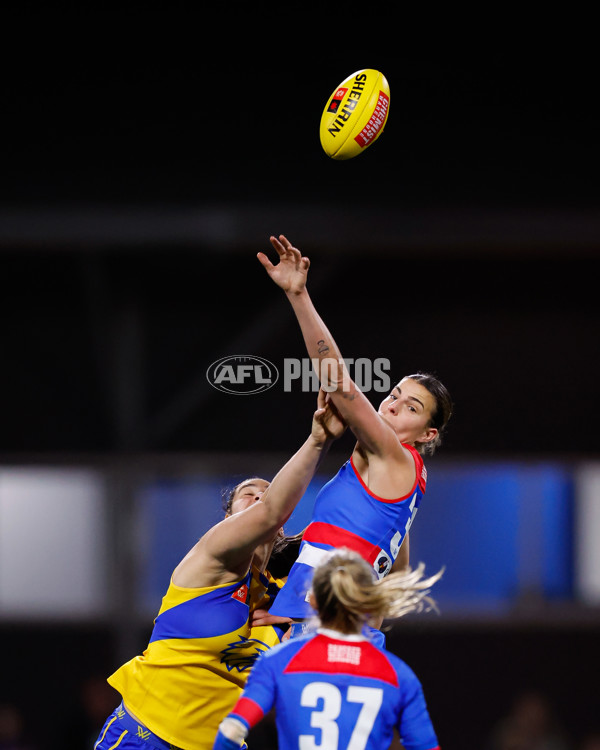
<box><xmin>214</xmin><ymin>548</ymin><xmax>443</xmax><ymax>750</ymax></box>
<box><xmin>254</xmin><ymin>234</ymin><xmax>452</xmax><ymax>631</ymax></box>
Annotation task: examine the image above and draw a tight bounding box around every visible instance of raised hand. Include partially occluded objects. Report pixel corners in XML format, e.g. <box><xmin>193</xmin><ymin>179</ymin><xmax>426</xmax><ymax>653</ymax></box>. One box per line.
<box><xmin>312</xmin><ymin>388</ymin><xmax>347</xmax><ymax>443</ymax></box>
<box><xmin>257</xmin><ymin>234</ymin><xmax>310</xmax><ymax>295</ymax></box>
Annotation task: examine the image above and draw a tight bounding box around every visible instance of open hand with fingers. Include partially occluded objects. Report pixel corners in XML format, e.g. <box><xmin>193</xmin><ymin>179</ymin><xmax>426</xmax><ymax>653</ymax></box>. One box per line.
<box><xmin>257</xmin><ymin>234</ymin><xmax>310</xmax><ymax>295</ymax></box>
<box><xmin>312</xmin><ymin>387</ymin><xmax>347</xmax><ymax>443</ymax></box>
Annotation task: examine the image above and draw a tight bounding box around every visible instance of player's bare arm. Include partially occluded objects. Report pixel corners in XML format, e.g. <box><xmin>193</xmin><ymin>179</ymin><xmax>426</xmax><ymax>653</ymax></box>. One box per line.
<box><xmin>258</xmin><ymin>234</ymin><xmax>411</xmax><ymax>464</ymax></box>
<box><xmin>173</xmin><ymin>390</ymin><xmax>345</xmax><ymax>589</ymax></box>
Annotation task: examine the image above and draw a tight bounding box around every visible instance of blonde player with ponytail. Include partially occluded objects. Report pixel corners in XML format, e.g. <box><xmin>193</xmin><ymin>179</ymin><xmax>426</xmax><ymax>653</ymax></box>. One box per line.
<box><xmin>214</xmin><ymin>549</ymin><xmax>443</xmax><ymax>750</ymax></box>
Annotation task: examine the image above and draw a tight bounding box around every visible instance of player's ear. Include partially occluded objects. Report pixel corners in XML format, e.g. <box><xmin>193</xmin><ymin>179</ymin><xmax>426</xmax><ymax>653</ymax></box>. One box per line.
<box><xmin>308</xmin><ymin>591</ymin><xmax>317</xmax><ymax>611</ymax></box>
<box><xmin>418</xmin><ymin>426</ymin><xmax>438</xmax><ymax>445</ymax></box>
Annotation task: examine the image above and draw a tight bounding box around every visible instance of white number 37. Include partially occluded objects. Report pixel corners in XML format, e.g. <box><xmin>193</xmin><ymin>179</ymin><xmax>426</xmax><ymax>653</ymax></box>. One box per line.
<box><xmin>299</xmin><ymin>682</ymin><xmax>384</xmax><ymax>750</ymax></box>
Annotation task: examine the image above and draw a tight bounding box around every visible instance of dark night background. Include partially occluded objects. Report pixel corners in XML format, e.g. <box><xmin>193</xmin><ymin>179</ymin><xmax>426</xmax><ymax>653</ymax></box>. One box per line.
<box><xmin>2</xmin><ymin>18</ymin><xmax>599</xmax><ymax>459</ymax></box>
<box><xmin>1</xmin><ymin>13</ymin><xmax>599</xmax><ymax>750</ymax></box>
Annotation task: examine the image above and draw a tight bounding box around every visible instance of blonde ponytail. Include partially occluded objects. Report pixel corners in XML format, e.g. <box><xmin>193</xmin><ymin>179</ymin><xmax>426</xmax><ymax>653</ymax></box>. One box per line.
<box><xmin>311</xmin><ymin>548</ymin><xmax>442</xmax><ymax>633</ymax></box>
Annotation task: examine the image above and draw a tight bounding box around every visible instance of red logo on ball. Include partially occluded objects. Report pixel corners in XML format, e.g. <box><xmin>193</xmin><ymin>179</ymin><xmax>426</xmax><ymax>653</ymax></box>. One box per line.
<box><xmin>327</xmin><ymin>87</ymin><xmax>348</xmax><ymax>113</ymax></box>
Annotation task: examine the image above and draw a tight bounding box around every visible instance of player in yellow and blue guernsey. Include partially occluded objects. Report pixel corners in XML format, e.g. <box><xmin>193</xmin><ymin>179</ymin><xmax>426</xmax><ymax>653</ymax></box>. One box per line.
<box><xmin>93</xmin><ymin>389</ymin><xmax>346</xmax><ymax>750</ymax></box>
<box><xmin>254</xmin><ymin>234</ymin><xmax>453</xmax><ymax>641</ymax></box>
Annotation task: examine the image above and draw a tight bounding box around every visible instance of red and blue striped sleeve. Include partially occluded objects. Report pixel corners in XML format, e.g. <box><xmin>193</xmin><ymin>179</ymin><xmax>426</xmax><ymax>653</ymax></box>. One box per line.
<box><xmin>229</xmin><ymin>653</ymin><xmax>277</xmax><ymax>730</ymax></box>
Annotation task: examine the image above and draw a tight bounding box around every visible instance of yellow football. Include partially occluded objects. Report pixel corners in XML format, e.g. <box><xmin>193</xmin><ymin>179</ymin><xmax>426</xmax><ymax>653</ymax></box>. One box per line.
<box><xmin>319</xmin><ymin>69</ymin><xmax>390</xmax><ymax>160</ymax></box>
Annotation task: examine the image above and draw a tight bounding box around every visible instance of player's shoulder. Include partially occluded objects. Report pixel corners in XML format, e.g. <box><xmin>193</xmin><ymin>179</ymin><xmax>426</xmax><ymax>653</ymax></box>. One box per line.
<box><xmin>377</xmin><ymin>645</ymin><xmax>423</xmax><ymax>690</ymax></box>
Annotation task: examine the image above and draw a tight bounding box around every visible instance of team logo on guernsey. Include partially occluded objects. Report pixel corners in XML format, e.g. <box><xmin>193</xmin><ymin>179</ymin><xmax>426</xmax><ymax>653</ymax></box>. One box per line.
<box><xmin>374</xmin><ymin>549</ymin><xmax>392</xmax><ymax>579</ymax></box>
<box><xmin>220</xmin><ymin>635</ymin><xmax>271</xmax><ymax>672</ymax></box>
<box><xmin>231</xmin><ymin>583</ymin><xmax>248</xmax><ymax>603</ymax></box>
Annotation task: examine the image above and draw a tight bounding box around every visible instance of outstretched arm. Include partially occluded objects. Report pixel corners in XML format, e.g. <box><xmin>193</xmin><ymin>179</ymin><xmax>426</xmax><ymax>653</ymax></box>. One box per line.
<box><xmin>258</xmin><ymin>234</ymin><xmax>401</xmax><ymax>458</ymax></box>
<box><xmin>173</xmin><ymin>390</ymin><xmax>345</xmax><ymax>587</ymax></box>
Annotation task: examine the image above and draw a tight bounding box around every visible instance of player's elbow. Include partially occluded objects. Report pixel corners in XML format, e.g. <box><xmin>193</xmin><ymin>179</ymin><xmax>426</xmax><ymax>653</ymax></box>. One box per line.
<box><xmin>254</xmin><ymin>499</ymin><xmax>291</xmax><ymax>540</ymax></box>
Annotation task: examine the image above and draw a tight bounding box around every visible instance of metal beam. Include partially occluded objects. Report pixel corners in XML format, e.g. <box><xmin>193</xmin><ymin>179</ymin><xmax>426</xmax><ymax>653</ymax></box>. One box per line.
<box><xmin>1</xmin><ymin>203</ymin><xmax>599</xmax><ymax>254</ymax></box>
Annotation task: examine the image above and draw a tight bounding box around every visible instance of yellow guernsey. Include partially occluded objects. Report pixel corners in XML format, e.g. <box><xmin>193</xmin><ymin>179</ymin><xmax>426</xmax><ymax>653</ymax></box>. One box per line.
<box><xmin>108</xmin><ymin>565</ymin><xmax>283</xmax><ymax>750</ymax></box>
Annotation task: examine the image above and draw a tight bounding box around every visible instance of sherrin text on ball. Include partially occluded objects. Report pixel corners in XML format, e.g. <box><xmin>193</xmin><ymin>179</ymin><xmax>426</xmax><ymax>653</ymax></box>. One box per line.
<box><xmin>319</xmin><ymin>69</ymin><xmax>390</xmax><ymax>160</ymax></box>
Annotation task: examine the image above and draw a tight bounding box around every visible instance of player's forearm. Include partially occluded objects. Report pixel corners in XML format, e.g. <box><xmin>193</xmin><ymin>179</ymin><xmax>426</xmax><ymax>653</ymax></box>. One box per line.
<box><xmin>285</xmin><ymin>288</ymin><xmax>352</xmax><ymax>393</ymax></box>
<box><xmin>262</xmin><ymin>434</ymin><xmax>330</xmax><ymax>526</ymax></box>
<box><xmin>285</xmin><ymin>289</ymin><xmax>382</xmax><ymax>449</ymax></box>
